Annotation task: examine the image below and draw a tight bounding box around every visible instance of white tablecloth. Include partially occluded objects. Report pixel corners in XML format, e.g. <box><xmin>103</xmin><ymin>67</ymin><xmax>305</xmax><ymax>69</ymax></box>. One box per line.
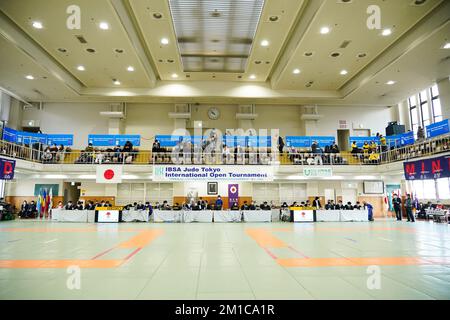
<box><xmin>271</xmin><ymin>209</ymin><xmax>281</xmax><ymax>222</ymax></box>
<box><xmin>153</xmin><ymin>209</ymin><xmax>183</xmax><ymax>222</ymax></box>
<box><xmin>213</xmin><ymin>210</ymin><xmax>242</xmax><ymax>222</ymax></box>
<box><xmin>51</xmin><ymin>209</ymin><xmax>88</xmax><ymax>222</ymax></box>
<box><xmin>340</xmin><ymin>210</ymin><xmax>368</xmax><ymax>222</ymax></box>
<box><xmin>316</xmin><ymin>210</ymin><xmax>341</xmax><ymax>222</ymax></box>
<box><xmin>122</xmin><ymin>209</ymin><xmax>150</xmax><ymax>222</ymax></box>
<box><xmin>87</xmin><ymin>211</ymin><xmax>96</xmax><ymax>223</ymax></box>
<box><xmin>243</xmin><ymin>210</ymin><xmax>272</xmax><ymax>222</ymax></box>
<box><xmin>183</xmin><ymin>210</ymin><xmax>214</xmax><ymax>223</ymax></box>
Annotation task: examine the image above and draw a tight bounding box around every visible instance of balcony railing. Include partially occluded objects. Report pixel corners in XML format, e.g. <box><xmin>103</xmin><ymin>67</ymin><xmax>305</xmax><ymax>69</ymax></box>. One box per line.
<box><xmin>0</xmin><ymin>133</ymin><xmax>448</xmax><ymax>166</ymax></box>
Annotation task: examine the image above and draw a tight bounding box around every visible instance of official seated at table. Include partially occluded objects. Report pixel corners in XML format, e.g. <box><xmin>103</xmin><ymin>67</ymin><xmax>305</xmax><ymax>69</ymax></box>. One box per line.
<box><xmin>324</xmin><ymin>200</ymin><xmax>333</xmax><ymax>210</ymax></box>
<box><xmin>56</xmin><ymin>201</ymin><xmax>64</xmax><ymax>209</ymax></box>
<box><xmin>105</xmin><ymin>201</ymin><xmax>112</xmax><ymax>207</ymax></box>
<box><xmin>230</xmin><ymin>202</ymin><xmax>239</xmax><ymax>210</ymax></box>
<box><xmin>281</xmin><ymin>202</ymin><xmax>289</xmax><ymax>208</ymax></box>
<box><xmin>183</xmin><ymin>202</ymin><xmax>193</xmax><ymax>210</ymax></box>
<box><xmin>161</xmin><ymin>200</ymin><xmax>171</xmax><ymax>210</ymax></box>
<box><xmin>135</xmin><ymin>201</ymin><xmax>145</xmax><ymax>210</ymax></box>
<box><xmin>260</xmin><ymin>201</ymin><xmax>271</xmax><ymax>210</ymax></box>
<box><xmin>85</xmin><ymin>201</ymin><xmax>96</xmax><ymax>210</ymax></box>
<box><xmin>344</xmin><ymin>202</ymin><xmax>354</xmax><ymax>210</ymax></box>
<box><xmin>75</xmin><ymin>201</ymin><xmax>84</xmax><ymax>210</ymax></box>
<box><xmin>172</xmin><ymin>203</ymin><xmax>182</xmax><ymax>211</ymax></box>
<box><xmin>248</xmin><ymin>201</ymin><xmax>257</xmax><ymax>210</ymax></box>
<box><xmin>354</xmin><ymin>202</ymin><xmax>362</xmax><ymax>210</ymax></box>
<box><xmin>27</xmin><ymin>200</ymin><xmax>37</xmax><ymax>218</ymax></box>
<box><xmin>241</xmin><ymin>201</ymin><xmax>249</xmax><ymax>210</ymax></box>
<box><xmin>64</xmin><ymin>201</ymin><xmax>75</xmax><ymax>210</ymax></box>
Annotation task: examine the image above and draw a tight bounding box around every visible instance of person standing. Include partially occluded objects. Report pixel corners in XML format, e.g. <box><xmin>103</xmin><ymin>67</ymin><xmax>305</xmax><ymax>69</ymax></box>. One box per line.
<box><xmin>392</xmin><ymin>194</ymin><xmax>402</xmax><ymax>221</ymax></box>
<box><xmin>405</xmin><ymin>194</ymin><xmax>415</xmax><ymax>222</ymax></box>
<box><xmin>215</xmin><ymin>196</ymin><xmax>223</xmax><ymax>210</ymax></box>
<box><xmin>363</xmin><ymin>201</ymin><xmax>374</xmax><ymax>222</ymax></box>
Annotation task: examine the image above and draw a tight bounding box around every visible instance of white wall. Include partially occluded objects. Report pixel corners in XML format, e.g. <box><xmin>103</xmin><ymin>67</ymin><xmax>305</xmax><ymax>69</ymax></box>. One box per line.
<box><xmin>20</xmin><ymin>102</ymin><xmax>394</xmax><ymax>149</ymax></box>
<box><xmin>6</xmin><ymin>179</ymin><xmax>63</xmax><ymax>196</ymax></box>
<box><xmin>22</xmin><ymin>102</ymin><xmax>110</xmax><ymax>149</ymax></box>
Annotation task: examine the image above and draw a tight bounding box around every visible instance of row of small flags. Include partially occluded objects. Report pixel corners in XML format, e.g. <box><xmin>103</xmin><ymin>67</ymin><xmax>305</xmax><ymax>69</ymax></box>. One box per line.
<box><xmin>36</xmin><ymin>188</ymin><xmax>52</xmax><ymax>219</ymax></box>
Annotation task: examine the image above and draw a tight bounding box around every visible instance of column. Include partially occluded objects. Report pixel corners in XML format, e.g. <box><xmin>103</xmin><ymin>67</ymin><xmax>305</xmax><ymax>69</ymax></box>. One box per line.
<box><xmin>437</xmin><ymin>77</ymin><xmax>450</xmax><ymax>120</ymax></box>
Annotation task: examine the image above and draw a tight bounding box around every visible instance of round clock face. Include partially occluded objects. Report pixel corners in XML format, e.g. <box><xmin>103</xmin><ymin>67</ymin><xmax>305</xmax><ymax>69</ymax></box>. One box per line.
<box><xmin>208</xmin><ymin>107</ymin><xmax>220</xmax><ymax>120</ymax></box>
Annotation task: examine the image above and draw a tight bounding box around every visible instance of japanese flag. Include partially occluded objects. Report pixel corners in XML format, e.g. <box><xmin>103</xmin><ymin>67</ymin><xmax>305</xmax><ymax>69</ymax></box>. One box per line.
<box><xmin>96</xmin><ymin>165</ymin><xmax>123</xmax><ymax>183</ymax></box>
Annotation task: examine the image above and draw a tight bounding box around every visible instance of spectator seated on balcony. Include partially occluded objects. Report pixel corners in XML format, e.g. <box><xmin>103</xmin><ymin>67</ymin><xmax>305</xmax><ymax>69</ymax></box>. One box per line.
<box><xmin>41</xmin><ymin>147</ymin><xmax>53</xmax><ymax>163</ymax></box>
<box><xmin>351</xmin><ymin>141</ymin><xmax>360</xmax><ymax>155</ymax></box>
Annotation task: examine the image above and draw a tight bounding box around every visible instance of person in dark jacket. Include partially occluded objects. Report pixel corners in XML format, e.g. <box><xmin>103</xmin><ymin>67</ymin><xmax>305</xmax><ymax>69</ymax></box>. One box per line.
<box><xmin>312</xmin><ymin>197</ymin><xmax>322</xmax><ymax>209</ymax></box>
<box><xmin>392</xmin><ymin>194</ymin><xmax>402</xmax><ymax>221</ymax></box>
<box><xmin>405</xmin><ymin>194</ymin><xmax>415</xmax><ymax>222</ymax></box>
<box><xmin>230</xmin><ymin>202</ymin><xmax>239</xmax><ymax>210</ymax></box>
<box><xmin>19</xmin><ymin>200</ymin><xmax>29</xmax><ymax>218</ymax></box>
<box><xmin>27</xmin><ymin>201</ymin><xmax>37</xmax><ymax>218</ymax></box>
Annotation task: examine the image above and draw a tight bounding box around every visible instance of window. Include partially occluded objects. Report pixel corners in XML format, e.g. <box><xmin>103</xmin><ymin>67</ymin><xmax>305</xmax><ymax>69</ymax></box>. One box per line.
<box><xmin>423</xmin><ymin>180</ymin><xmax>436</xmax><ymax>199</ymax></box>
<box><xmin>430</xmin><ymin>85</ymin><xmax>443</xmax><ymax>123</ymax></box>
<box><xmin>419</xmin><ymin>90</ymin><xmax>430</xmax><ymax>128</ymax></box>
<box><xmin>437</xmin><ymin>178</ymin><xmax>450</xmax><ymax>200</ymax></box>
<box><xmin>408</xmin><ymin>95</ymin><xmax>419</xmax><ymax>138</ymax></box>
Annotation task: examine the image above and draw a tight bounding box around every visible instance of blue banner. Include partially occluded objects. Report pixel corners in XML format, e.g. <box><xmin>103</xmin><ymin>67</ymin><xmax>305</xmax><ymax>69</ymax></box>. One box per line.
<box><xmin>17</xmin><ymin>132</ymin><xmax>47</xmax><ymax>145</ymax></box>
<box><xmin>386</xmin><ymin>131</ymin><xmax>414</xmax><ymax>148</ymax></box>
<box><xmin>257</xmin><ymin>136</ymin><xmax>272</xmax><ymax>147</ymax></box>
<box><xmin>349</xmin><ymin>137</ymin><xmax>380</xmax><ymax>148</ymax></box>
<box><xmin>88</xmin><ymin>134</ymin><xmax>141</xmax><ymax>147</ymax></box>
<box><xmin>224</xmin><ymin>135</ymin><xmax>236</xmax><ymax>147</ymax></box>
<box><xmin>426</xmin><ymin>119</ymin><xmax>449</xmax><ymax>138</ymax></box>
<box><xmin>46</xmin><ymin>134</ymin><xmax>74</xmax><ymax>146</ymax></box>
<box><xmin>404</xmin><ymin>155</ymin><xmax>450</xmax><ymax>180</ymax></box>
<box><xmin>155</xmin><ymin>135</ymin><xmax>183</xmax><ymax>147</ymax></box>
<box><xmin>114</xmin><ymin>135</ymin><xmax>141</xmax><ymax>147</ymax></box>
<box><xmin>3</xmin><ymin>127</ymin><xmax>17</xmax><ymax>143</ymax></box>
<box><xmin>0</xmin><ymin>158</ymin><xmax>15</xmax><ymax>180</ymax></box>
<box><xmin>310</xmin><ymin>136</ymin><xmax>336</xmax><ymax>148</ymax></box>
<box><xmin>286</xmin><ymin>136</ymin><xmax>311</xmax><ymax>148</ymax></box>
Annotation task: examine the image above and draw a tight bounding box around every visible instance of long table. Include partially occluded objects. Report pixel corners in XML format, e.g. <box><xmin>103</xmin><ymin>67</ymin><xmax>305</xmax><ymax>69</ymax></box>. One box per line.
<box><xmin>243</xmin><ymin>210</ymin><xmax>272</xmax><ymax>222</ymax></box>
<box><xmin>122</xmin><ymin>209</ymin><xmax>150</xmax><ymax>222</ymax></box>
<box><xmin>213</xmin><ymin>210</ymin><xmax>242</xmax><ymax>222</ymax></box>
<box><xmin>316</xmin><ymin>209</ymin><xmax>368</xmax><ymax>222</ymax></box>
<box><xmin>51</xmin><ymin>209</ymin><xmax>90</xmax><ymax>222</ymax></box>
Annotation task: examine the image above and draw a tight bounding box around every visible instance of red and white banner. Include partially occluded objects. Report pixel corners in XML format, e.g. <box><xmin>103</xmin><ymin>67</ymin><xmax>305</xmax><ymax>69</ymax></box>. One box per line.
<box><xmin>96</xmin><ymin>165</ymin><xmax>123</xmax><ymax>183</ymax></box>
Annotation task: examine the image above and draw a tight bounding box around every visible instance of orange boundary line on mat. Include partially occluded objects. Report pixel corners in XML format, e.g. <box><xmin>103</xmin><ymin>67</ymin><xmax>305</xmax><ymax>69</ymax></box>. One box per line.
<box><xmin>246</xmin><ymin>228</ymin><xmax>450</xmax><ymax>268</ymax></box>
<box><xmin>0</xmin><ymin>229</ymin><xmax>164</xmax><ymax>269</ymax></box>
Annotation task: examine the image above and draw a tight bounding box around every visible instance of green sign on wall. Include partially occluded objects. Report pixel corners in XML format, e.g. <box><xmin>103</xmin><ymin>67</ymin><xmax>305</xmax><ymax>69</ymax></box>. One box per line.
<box><xmin>34</xmin><ymin>184</ymin><xmax>59</xmax><ymax>196</ymax></box>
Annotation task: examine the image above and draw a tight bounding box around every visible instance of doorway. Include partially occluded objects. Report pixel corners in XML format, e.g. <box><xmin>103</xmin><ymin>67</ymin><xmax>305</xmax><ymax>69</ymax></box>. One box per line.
<box><xmin>337</xmin><ymin>129</ymin><xmax>350</xmax><ymax>151</ymax></box>
<box><xmin>63</xmin><ymin>182</ymin><xmax>81</xmax><ymax>203</ymax></box>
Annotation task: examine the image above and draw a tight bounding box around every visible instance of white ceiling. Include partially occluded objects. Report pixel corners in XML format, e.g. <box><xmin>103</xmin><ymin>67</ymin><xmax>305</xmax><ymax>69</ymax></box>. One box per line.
<box><xmin>0</xmin><ymin>0</ymin><xmax>449</xmax><ymax>106</ymax></box>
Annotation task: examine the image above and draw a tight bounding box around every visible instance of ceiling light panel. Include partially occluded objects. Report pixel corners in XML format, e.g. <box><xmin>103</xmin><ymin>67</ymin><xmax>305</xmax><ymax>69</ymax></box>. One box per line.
<box><xmin>0</xmin><ymin>0</ymin><xmax>152</xmax><ymax>88</ymax></box>
<box><xmin>272</xmin><ymin>0</ymin><xmax>442</xmax><ymax>91</ymax></box>
<box><xmin>168</xmin><ymin>0</ymin><xmax>265</xmax><ymax>73</ymax></box>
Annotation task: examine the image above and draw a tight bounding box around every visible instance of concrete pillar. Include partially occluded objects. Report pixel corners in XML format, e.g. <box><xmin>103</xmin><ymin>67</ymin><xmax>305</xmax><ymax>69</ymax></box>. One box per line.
<box><xmin>174</xmin><ymin>118</ymin><xmax>187</xmax><ymax>130</ymax></box>
<box><xmin>304</xmin><ymin>120</ymin><xmax>318</xmax><ymax>135</ymax></box>
<box><xmin>108</xmin><ymin>118</ymin><xmax>123</xmax><ymax>135</ymax></box>
<box><xmin>397</xmin><ymin>100</ymin><xmax>411</xmax><ymax>130</ymax></box>
<box><xmin>437</xmin><ymin>77</ymin><xmax>450</xmax><ymax>120</ymax></box>
<box><xmin>237</xmin><ymin>119</ymin><xmax>253</xmax><ymax>130</ymax></box>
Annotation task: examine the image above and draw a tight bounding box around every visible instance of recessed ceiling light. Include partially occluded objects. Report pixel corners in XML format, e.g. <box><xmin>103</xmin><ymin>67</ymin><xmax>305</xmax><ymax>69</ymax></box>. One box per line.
<box><xmin>293</xmin><ymin>69</ymin><xmax>301</xmax><ymax>74</ymax></box>
<box><xmin>320</xmin><ymin>26</ymin><xmax>330</xmax><ymax>34</ymax></box>
<box><xmin>171</xmin><ymin>73</ymin><xmax>178</xmax><ymax>79</ymax></box>
<box><xmin>153</xmin><ymin>12</ymin><xmax>162</xmax><ymax>19</ymax></box>
<box><xmin>442</xmin><ymin>42</ymin><xmax>450</xmax><ymax>49</ymax></box>
<box><xmin>127</xmin><ymin>66</ymin><xmax>135</xmax><ymax>72</ymax></box>
<box><xmin>25</xmin><ymin>75</ymin><xmax>34</xmax><ymax>80</ymax></box>
<box><xmin>113</xmin><ymin>79</ymin><xmax>121</xmax><ymax>85</ymax></box>
<box><xmin>260</xmin><ymin>40</ymin><xmax>269</xmax><ymax>47</ymax></box>
<box><xmin>77</xmin><ymin>65</ymin><xmax>85</xmax><ymax>71</ymax></box>
<box><xmin>382</xmin><ymin>28</ymin><xmax>392</xmax><ymax>36</ymax></box>
<box><xmin>99</xmin><ymin>22</ymin><xmax>109</xmax><ymax>30</ymax></box>
<box><xmin>32</xmin><ymin>21</ymin><xmax>43</xmax><ymax>29</ymax></box>
<box><xmin>249</xmin><ymin>74</ymin><xmax>256</xmax><ymax>79</ymax></box>
<box><xmin>340</xmin><ymin>70</ymin><xmax>348</xmax><ymax>75</ymax></box>
<box><xmin>386</xmin><ymin>80</ymin><xmax>396</xmax><ymax>85</ymax></box>
<box><xmin>161</xmin><ymin>38</ymin><xmax>169</xmax><ymax>45</ymax></box>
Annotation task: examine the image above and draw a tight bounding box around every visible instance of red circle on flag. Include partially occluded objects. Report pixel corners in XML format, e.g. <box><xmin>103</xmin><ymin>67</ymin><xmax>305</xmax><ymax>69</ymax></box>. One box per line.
<box><xmin>104</xmin><ymin>169</ymin><xmax>115</xmax><ymax>180</ymax></box>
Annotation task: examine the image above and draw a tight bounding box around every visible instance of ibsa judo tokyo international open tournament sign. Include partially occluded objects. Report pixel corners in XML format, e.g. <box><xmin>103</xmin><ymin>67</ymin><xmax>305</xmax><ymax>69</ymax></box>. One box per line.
<box><xmin>153</xmin><ymin>165</ymin><xmax>274</xmax><ymax>182</ymax></box>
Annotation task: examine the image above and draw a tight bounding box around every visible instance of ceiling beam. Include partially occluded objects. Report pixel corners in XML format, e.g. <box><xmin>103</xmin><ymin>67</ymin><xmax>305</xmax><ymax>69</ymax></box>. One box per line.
<box><xmin>109</xmin><ymin>0</ymin><xmax>158</xmax><ymax>86</ymax></box>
